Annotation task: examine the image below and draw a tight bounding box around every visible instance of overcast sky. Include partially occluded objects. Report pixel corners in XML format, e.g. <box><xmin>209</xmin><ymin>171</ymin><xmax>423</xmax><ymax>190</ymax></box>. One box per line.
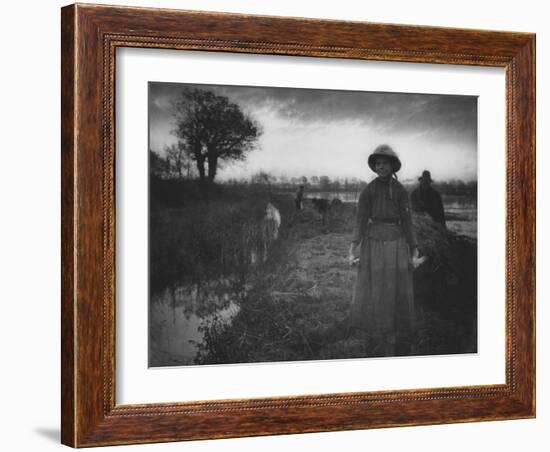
<box><xmin>149</xmin><ymin>82</ymin><xmax>477</xmax><ymax>183</ymax></box>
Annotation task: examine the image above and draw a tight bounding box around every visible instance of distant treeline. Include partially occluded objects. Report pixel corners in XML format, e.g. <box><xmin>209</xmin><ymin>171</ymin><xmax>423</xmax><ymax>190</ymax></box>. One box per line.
<box><xmin>150</xmin><ymin>150</ymin><xmax>477</xmax><ymax>198</ymax></box>
<box><xmin>419</xmin><ymin>180</ymin><xmax>477</xmax><ymax>197</ymax></box>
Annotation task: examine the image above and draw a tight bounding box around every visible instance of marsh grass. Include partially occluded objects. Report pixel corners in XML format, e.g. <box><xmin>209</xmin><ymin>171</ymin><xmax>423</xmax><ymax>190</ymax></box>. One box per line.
<box><xmin>150</xmin><ymin>180</ymin><xmax>294</xmax><ymax>295</ymax></box>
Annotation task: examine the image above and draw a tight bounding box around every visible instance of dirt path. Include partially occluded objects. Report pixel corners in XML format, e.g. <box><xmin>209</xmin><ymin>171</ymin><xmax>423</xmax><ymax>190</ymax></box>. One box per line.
<box><xmin>268</xmin><ymin>201</ymin><xmax>356</xmax><ymax>307</ymax></box>
<box><xmin>290</xmin><ymin>232</ymin><xmax>354</xmax><ymax>304</ymax></box>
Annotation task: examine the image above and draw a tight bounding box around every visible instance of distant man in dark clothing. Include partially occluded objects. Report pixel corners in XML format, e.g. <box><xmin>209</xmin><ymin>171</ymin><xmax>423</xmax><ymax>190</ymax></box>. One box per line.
<box><xmin>411</xmin><ymin>170</ymin><xmax>446</xmax><ymax>226</ymax></box>
<box><xmin>295</xmin><ymin>185</ymin><xmax>305</xmax><ymax>211</ymax></box>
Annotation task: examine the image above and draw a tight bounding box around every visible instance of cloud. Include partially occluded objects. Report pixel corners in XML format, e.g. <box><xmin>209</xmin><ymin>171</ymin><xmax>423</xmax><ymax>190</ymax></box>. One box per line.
<box><xmin>150</xmin><ymin>81</ymin><xmax>476</xmax><ymax>143</ymax></box>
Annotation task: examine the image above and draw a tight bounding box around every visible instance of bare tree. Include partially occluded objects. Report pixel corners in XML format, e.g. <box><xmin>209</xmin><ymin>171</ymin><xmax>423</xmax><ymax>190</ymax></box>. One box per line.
<box><xmin>172</xmin><ymin>88</ymin><xmax>262</xmax><ymax>182</ymax></box>
<box><xmin>165</xmin><ymin>143</ymin><xmax>194</xmax><ymax>179</ymax></box>
<box><xmin>150</xmin><ymin>149</ymin><xmax>170</xmax><ymax>179</ymax></box>
<box><xmin>251</xmin><ymin>171</ymin><xmax>276</xmax><ymax>186</ymax></box>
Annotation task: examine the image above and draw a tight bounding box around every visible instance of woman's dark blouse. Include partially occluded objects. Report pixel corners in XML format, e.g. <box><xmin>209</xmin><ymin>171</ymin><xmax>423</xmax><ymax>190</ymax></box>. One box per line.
<box><xmin>352</xmin><ymin>177</ymin><xmax>417</xmax><ymax>250</ymax></box>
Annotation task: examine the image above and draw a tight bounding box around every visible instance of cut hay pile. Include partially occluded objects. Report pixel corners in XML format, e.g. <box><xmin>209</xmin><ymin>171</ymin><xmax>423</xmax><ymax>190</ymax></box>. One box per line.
<box><xmin>412</xmin><ymin>212</ymin><xmax>477</xmax><ymax>355</ymax></box>
<box><xmin>414</xmin><ymin>213</ymin><xmax>453</xmax><ymax>271</ymax></box>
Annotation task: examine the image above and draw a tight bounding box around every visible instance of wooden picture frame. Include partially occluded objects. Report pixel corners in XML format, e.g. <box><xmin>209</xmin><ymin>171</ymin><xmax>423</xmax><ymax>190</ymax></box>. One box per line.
<box><xmin>61</xmin><ymin>3</ymin><xmax>535</xmax><ymax>447</ymax></box>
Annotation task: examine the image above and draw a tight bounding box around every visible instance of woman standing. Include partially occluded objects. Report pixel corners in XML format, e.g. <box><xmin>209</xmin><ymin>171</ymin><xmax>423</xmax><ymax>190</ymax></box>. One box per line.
<box><xmin>348</xmin><ymin>144</ymin><xmax>418</xmax><ymax>356</ymax></box>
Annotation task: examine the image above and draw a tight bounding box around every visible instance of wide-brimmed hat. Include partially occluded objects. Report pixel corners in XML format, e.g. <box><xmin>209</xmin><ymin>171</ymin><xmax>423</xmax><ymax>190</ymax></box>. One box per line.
<box><xmin>418</xmin><ymin>170</ymin><xmax>433</xmax><ymax>182</ymax></box>
<box><xmin>367</xmin><ymin>144</ymin><xmax>401</xmax><ymax>173</ymax></box>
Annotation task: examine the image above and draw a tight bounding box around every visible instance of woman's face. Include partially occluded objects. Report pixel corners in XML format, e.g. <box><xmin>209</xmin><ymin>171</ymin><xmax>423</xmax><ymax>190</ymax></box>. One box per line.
<box><xmin>374</xmin><ymin>157</ymin><xmax>393</xmax><ymax>178</ymax></box>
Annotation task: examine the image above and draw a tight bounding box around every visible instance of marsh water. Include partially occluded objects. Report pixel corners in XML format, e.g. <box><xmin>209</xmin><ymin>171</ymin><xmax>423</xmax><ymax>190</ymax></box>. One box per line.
<box><xmin>442</xmin><ymin>195</ymin><xmax>477</xmax><ymax>239</ymax></box>
<box><xmin>149</xmin><ymin>280</ymin><xmax>240</xmax><ymax>366</ymax></box>
<box><xmin>149</xmin><ymin>202</ymin><xmax>281</xmax><ymax>367</ymax></box>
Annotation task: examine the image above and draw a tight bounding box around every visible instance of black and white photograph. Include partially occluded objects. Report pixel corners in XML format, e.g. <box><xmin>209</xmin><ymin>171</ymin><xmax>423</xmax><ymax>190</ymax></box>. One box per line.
<box><xmin>148</xmin><ymin>82</ymin><xmax>478</xmax><ymax>367</ymax></box>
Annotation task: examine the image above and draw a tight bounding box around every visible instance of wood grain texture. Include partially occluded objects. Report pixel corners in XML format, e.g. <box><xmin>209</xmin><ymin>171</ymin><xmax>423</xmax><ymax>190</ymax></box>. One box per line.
<box><xmin>60</xmin><ymin>5</ymin><xmax>76</xmax><ymax>446</ymax></box>
<box><xmin>60</xmin><ymin>3</ymin><xmax>536</xmax><ymax>447</ymax></box>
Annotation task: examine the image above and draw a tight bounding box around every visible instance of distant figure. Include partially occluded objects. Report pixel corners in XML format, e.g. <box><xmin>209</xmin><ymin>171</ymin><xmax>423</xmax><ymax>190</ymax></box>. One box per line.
<box><xmin>295</xmin><ymin>185</ymin><xmax>305</xmax><ymax>211</ymax></box>
<box><xmin>411</xmin><ymin>170</ymin><xmax>446</xmax><ymax>227</ymax></box>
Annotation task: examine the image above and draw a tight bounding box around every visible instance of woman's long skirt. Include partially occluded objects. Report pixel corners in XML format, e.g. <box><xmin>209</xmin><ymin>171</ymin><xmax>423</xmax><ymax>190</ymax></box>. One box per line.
<box><xmin>350</xmin><ymin>236</ymin><xmax>415</xmax><ymax>335</ymax></box>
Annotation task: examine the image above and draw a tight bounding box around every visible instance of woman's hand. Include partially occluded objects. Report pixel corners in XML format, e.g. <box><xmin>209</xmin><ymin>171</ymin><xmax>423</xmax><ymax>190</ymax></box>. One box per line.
<box><xmin>410</xmin><ymin>246</ymin><xmax>427</xmax><ymax>269</ymax></box>
<box><xmin>348</xmin><ymin>243</ymin><xmax>360</xmax><ymax>267</ymax></box>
